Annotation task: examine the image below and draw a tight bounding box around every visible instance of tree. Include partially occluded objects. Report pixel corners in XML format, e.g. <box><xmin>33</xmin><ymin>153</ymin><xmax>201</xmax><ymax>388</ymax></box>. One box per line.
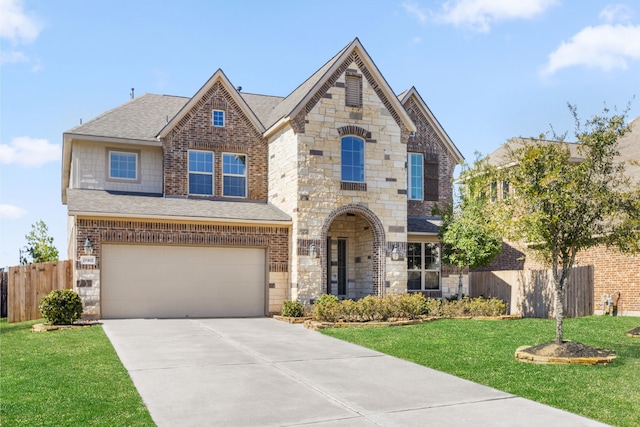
<box><xmin>20</xmin><ymin>220</ymin><xmax>59</xmax><ymax>265</ymax></box>
<box><xmin>436</xmin><ymin>156</ymin><xmax>503</xmax><ymax>299</ymax></box>
<box><xmin>478</xmin><ymin>105</ymin><xmax>639</xmax><ymax>344</ymax></box>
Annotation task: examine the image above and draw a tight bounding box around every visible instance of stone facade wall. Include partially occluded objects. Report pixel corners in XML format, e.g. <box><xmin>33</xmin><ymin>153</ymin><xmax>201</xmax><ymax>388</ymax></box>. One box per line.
<box><xmin>72</xmin><ymin>217</ymin><xmax>289</xmax><ymax>317</ymax></box>
<box><xmin>403</xmin><ymin>96</ymin><xmax>458</xmax><ymax>216</ymax></box>
<box><xmin>71</xmin><ymin>141</ymin><xmax>163</xmax><ymax>194</ymax></box>
<box><xmin>269</xmin><ymin>57</ymin><xmax>410</xmax><ymax>302</ymax></box>
<box><xmin>162</xmin><ymin>81</ymin><xmax>268</xmax><ymax>200</ymax></box>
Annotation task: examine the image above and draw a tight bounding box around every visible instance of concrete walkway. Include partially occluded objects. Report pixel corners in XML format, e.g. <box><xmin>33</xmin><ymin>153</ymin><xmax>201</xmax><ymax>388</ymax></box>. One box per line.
<box><xmin>102</xmin><ymin>318</ymin><xmax>606</xmax><ymax>427</ymax></box>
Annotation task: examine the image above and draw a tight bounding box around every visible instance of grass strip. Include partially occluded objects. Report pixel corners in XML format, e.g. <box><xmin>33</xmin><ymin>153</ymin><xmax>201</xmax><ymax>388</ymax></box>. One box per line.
<box><xmin>322</xmin><ymin>316</ymin><xmax>640</xmax><ymax>427</ymax></box>
<box><xmin>0</xmin><ymin>319</ymin><xmax>154</xmax><ymax>426</ymax></box>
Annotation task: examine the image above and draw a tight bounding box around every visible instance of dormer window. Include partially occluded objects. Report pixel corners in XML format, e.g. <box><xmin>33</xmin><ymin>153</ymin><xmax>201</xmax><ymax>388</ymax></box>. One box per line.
<box><xmin>212</xmin><ymin>110</ymin><xmax>225</xmax><ymax>127</ymax></box>
<box><xmin>345</xmin><ymin>70</ymin><xmax>362</xmax><ymax>108</ymax></box>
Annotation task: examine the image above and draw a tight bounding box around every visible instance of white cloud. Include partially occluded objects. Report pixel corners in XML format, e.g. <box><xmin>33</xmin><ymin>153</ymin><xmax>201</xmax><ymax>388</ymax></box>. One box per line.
<box><xmin>0</xmin><ymin>137</ymin><xmax>61</xmax><ymax>167</ymax></box>
<box><xmin>540</xmin><ymin>24</ymin><xmax>640</xmax><ymax>76</ymax></box>
<box><xmin>437</xmin><ymin>0</ymin><xmax>558</xmax><ymax>33</ymax></box>
<box><xmin>0</xmin><ymin>0</ymin><xmax>42</xmax><ymax>43</ymax></box>
<box><xmin>0</xmin><ymin>204</ymin><xmax>27</xmax><ymax>219</ymax></box>
<box><xmin>599</xmin><ymin>4</ymin><xmax>634</xmax><ymax>24</ymax></box>
<box><xmin>403</xmin><ymin>1</ymin><xmax>429</xmax><ymax>24</ymax></box>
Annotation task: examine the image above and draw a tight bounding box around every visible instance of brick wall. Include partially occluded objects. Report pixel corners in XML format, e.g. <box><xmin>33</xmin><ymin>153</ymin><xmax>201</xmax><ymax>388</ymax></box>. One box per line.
<box><xmin>162</xmin><ymin>81</ymin><xmax>268</xmax><ymax>200</ymax></box>
<box><xmin>403</xmin><ymin>96</ymin><xmax>457</xmax><ymax>216</ymax></box>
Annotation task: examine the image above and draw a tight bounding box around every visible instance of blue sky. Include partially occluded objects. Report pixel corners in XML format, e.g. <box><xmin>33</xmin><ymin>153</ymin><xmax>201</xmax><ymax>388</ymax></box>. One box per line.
<box><xmin>1</xmin><ymin>0</ymin><xmax>639</xmax><ymax>268</ymax></box>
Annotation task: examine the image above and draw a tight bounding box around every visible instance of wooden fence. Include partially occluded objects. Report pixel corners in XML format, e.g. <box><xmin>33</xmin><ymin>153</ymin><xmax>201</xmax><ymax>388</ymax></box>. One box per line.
<box><xmin>1</xmin><ymin>268</ymin><xmax>7</xmax><ymax>318</ymax></box>
<box><xmin>7</xmin><ymin>260</ymin><xmax>73</xmax><ymax>323</ymax></box>
<box><xmin>469</xmin><ymin>266</ymin><xmax>594</xmax><ymax>318</ymax></box>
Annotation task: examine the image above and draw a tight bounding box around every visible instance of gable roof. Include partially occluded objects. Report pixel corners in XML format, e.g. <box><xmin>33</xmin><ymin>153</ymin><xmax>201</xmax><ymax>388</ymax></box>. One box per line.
<box><xmin>158</xmin><ymin>69</ymin><xmax>266</xmax><ymax>138</ymax></box>
<box><xmin>263</xmin><ymin>37</ymin><xmax>417</xmax><ymax>136</ymax></box>
<box><xmin>485</xmin><ymin>137</ymin><xmax>583</xmax><ymax>168</ymax></box>
<box><xmin>399</xmin><ymin>87</ymin><xmax>463</xmax><ymax>163</ymax></box>
<box><xmin>617</xmin><ymin>115</ymin><xmax>640</xmax><ymax>183</ymax></box>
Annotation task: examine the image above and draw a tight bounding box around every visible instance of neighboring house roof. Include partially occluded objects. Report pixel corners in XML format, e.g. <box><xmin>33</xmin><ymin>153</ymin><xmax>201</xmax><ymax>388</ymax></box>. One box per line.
<box><xmin>399</xmin><ymin>87</ymin><xmax>464</xmax><ymax>163</ymax></box>
<box><xmin>484</xmin><ymin>137</ymin><xmax>583</xmax><ymax>167</ymax></box>
<box><xmin>241</xmin><ymin>92</ymin><xmax>285</xmax><ymax>127</ymax></box>
<box><xmin>617</xmin><ymin>115</ymin><xmax>640</xmax><ymax>184</ymax></box>
<box><xmin>408</xmin><ymin>216</ymin><xmax>443</xmax><ymax>234</ymax></box>
<box><xmin>66</xmin><ymin>189</ymin><xmax>291</xmax><ymax>223</ymax></box>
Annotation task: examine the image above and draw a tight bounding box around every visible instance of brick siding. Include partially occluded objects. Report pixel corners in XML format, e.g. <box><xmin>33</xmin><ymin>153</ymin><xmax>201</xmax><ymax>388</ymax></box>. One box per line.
<box><xmin>162</xmin><ymin>81</ymin><xmax>268</xmax><ymax>200</ymax></box>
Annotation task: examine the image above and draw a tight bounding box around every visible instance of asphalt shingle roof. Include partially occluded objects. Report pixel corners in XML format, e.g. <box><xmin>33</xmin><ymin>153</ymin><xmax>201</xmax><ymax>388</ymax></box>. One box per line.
<box><xmin>408</xmin><ymin>216</ymin><xmax>442</xmax><ymax>234</ymax></box>
<box><xmin>65</xmin><ymin>94</ymin><xmax>189</xmax><ymax>142</ymax></box>
<box><xmin>66</xmin><ymin>189</ymin><xmax>291</xmax><ymax>223</ymax></box>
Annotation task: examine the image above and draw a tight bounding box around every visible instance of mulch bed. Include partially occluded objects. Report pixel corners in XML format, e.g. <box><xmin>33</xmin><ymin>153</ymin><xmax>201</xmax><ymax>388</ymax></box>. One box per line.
<box><xmin>627</xmin><ymin>326</ymin><xmax>640</xmax><ymax>337</ymax></box>
<box><xmin>515</xmin><ymin>341</ymin><xmax>617</xmax><ymax>365</ymax></box>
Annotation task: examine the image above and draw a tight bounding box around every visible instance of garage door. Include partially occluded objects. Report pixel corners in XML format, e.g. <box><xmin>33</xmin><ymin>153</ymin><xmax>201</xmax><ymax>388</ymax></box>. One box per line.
<box><xmin>101</xmin><ymin>245</ymin><xmax>266</xmax><ymax>318</ymax></box>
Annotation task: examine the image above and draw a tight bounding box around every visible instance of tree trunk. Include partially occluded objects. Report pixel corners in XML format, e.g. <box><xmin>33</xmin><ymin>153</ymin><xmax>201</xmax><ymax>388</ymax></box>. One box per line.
<box><xmin>457</xmin><ymin>272</ymin><xmax>463</xmax><ymax>300</ymax></box>
<box><xmin>555</xmin><ymin>283</ymin><xmax>565</xmax><ymax>344</ymax></box>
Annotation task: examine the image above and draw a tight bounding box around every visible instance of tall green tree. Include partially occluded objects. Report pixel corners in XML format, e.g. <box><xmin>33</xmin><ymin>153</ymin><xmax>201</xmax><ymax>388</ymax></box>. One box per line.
<box><xmin>479</xmin><ymin>105</ymin><xmax>639</xmax><ymax>344</ymax></box>
<box><xmin>436</xmin><ymin>156</ymin><xmax>503</xmax><ymax>300</ymax></box>
<box><xmin>20</xmin><ymin>220</ymin><xmax>59</xmax><ymax>265</ymax></box>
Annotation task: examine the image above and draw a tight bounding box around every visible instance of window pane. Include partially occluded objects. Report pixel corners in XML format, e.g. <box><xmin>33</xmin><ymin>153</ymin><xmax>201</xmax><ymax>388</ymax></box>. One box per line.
<box><xmin>223</xmin><ymin>154</ymin><xmax>246</xmax><ymax>174</ymax></box>
<box><xmin>408</xmin><ymin>153</ymin><xmax>423</xmax><ymax>200</ymax></box>
<box><xmin>407</xmin><ymin>243</ymin><xmax>421</xmax><ymax>270</ymax></box>
<box><xmin>213</xmin><ymin>110</ymin><xmax>225</xmax><ymax>127</ymax></box>
<box><xmin>189</xmin><ymin>151</ymin><xmax>212</xmax><ymax>173</ymax></box>
<box><xmin>189</xmin><ymin>173</ymin><xmax>212</xmax><ymax>195</ymax></box>
<box><xmin>424</xmin><ymin>271</ymin><xmax>439</xmax><ymax>289</ymax></box>
<box><xmin>408</xmin><ymin>271</ymin><xmax>422</xmax><ymax>291</ymax></box>
<box><xmin>223</xmin><ymin>176</ymin><xmax>246</xmax><ymax>197</ymax></box>
<box><xmin>110</xmin><ymin>152</ymin><xmax>136</xmax><ymax>179</ymax></box>
<box><xmin>341</xmin><ymin>136</ymin><xmax>364</xmax><ymax>182</ymax></box>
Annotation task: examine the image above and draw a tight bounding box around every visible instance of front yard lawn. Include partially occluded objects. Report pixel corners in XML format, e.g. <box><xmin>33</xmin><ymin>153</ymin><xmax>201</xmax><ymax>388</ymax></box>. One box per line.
<box><xmin>322</xmin><ymin>316</ymin><xmax>640</xmax><ymax>427</ymax></box>
<box><xmin>0</xmin><ymin>319</ymin><xmax>154</xmax><ymax>426</ymax></box>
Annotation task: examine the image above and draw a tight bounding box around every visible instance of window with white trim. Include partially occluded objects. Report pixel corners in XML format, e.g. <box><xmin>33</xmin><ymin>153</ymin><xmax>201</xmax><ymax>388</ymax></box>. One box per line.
<box><xmin>212</xmin><ymin>109</ymin><xmax>225</xmax><ymax>127</ymax></box>
<box><xmin>188</xmin><ymin>150</ymin><xmax>213</xmax><ymax>195</ymax></box>
<box><xmin>407</xmin><ymin>242</ymin><xmax>440</xmax><ymax>291</ymax></box>
<box><xmin>341</xmin><ymin>136</ymin><xmax>365</xmax><ymax>183</ymax></box>
<box><xmin>407</xmin><ymin>153</ymin><xmax>424</xmax><ymax>200</ymax></box>
<box><xmin>223</xmin><ymin>153</ymin><xmax>247</xmax><ymax>197</ymax></box>
<box><xmin>109</xmin><ymin>151</ymin><xmax>138</xmax><ymax>180</ymax></box>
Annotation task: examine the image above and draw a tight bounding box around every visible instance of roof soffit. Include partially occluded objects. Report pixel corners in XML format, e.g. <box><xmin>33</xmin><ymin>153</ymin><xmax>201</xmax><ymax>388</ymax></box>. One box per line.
<box><xmin>401</xmin><ymin>87</ymin><xmax>463</xmax><ymax>163</ymax></box>
<box><xmin>158</xmin><ymin>69</ymin><xmax>265</xmax><ymax>139</ymax></box>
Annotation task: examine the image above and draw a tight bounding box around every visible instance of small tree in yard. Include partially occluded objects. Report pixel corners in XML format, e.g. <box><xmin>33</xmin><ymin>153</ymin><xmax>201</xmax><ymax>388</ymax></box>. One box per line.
<box><xmin>20</xmin><ymin>220</ymin><xmax>59</xmax><ymax>265</ymax></box>
<box><xmin>477</xmin><ymin>105</ymin><xmax>639</xmax><ymax>344</ymax></box>
<box><xmin>436</xmin><ymin>157</ymin><xmax>503</xmax><ymax>300</ymax></box>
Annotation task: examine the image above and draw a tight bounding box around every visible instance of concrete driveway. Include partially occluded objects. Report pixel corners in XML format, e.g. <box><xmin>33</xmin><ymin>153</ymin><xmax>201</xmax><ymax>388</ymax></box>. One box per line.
<box><xmin>102</xmin><ymin>318</ymin><xmax>606</xmax><ymax>427</ymax></box>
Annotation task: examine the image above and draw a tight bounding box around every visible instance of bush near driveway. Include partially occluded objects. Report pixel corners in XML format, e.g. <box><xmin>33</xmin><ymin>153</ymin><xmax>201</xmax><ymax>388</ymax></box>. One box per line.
<box><xmin>0</xmin><ymin>319</ymin><xmax>153</xmax><ymax>426</ymax></box>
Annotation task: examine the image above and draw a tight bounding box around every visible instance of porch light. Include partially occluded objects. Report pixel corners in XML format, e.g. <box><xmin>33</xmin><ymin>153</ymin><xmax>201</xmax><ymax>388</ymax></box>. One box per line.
<box><xmin>83</xmin><ymin>238</ymin><xmax>93</xmax><ymax>255</ymax></box>
<box><xmin>309</xmin><ymin>243</ymin><xmax>318</xmax><ymax>258</ymax></box>
<box><xmin>391</xmin><ymin>245</ymin><xmax>399</xmax><ymax>261</ymax></box>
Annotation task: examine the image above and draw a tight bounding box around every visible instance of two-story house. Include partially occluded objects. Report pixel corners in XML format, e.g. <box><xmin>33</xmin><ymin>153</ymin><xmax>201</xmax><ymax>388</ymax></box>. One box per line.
<box><xmin>61</xmin><ymin>38</ymin><xmax>464</xmax><ymax>319</ymax></box>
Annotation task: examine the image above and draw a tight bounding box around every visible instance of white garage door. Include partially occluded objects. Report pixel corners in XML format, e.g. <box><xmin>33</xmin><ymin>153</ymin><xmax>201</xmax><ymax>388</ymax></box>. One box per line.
<box><xmin>101</xmin><ymin>245</ymin><xmax>266</xmax><ymax>318</ymax></box>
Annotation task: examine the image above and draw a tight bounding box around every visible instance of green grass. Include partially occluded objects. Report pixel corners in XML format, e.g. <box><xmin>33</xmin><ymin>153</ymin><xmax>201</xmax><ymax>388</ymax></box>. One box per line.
<box><xmin>322</xmin><ymin>316</ymin><xmax>640</xmax><ymax>427</ymax></box>
<box><xmin>0</xmin><ymin>319</ymin><xmax>154</xmax><ymax>426</ymax></box>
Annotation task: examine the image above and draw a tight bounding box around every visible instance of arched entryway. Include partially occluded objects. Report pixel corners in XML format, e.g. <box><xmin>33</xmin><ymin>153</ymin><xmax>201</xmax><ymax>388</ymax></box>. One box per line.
<box><xmin>320</xmin><ymin>204</ymin><xmax>386</xmax><ymax>298</ymax></box>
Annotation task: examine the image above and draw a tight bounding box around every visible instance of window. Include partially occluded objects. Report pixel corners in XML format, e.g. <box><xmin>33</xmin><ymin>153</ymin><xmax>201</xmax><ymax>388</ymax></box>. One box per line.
<box><xmin>424</xmin><ymin>154</ymin><xmax>439</xmax><ymax>201</ymax></box>
<box><xmin>341</xmin><ymin>136</ymin><xmax>365</xmax><ymax>183</ymax></box>
<box><xmin>502</xmin><ymin>181</ymin><xmax>510</xmax><ymax>200</ymax></box>
<box><xmin>212</xmin><ymin>110</ymin><xmax>225</xmax><ymax>127</ymax></box>
<box><xmin>490</xmin><ymin>181</ymin><xmax>498</xmax><ymax>202</ymax></box>
<box><xmin>407</xmin><ymin>153</ymin><xmax>424</xmax><ymax>200</ymax></box>
<box><xmin>223</xmin><ymin>153</ymin><xmax>247</xmax><ymax>197</ymax></box>
<box><xmin>109</xmin><ymin>151</ymin><xmax>137</xmax><ymax>180</ymax></box>
<box><xmin>189</xmin><ymin>150</ymin><xmax>213</xmax><ymax>195</ymax></box>
<box><xmin>345</xmin><ymin>71</ymin><xmax>362</xmax><ymax>107</ymax></box>
<box><xmin>407</xmin><ymin>242</ymin><xmax>440</xmax><ymax>291</ymax></box>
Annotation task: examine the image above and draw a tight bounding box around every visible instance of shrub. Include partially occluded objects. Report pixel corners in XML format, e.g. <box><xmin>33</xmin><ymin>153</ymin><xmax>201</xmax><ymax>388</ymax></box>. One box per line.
<box><xmin>468</xmin><ymin>296</ymin><xmax>508</xmax><ymax>317</ymax></box>
<box><xmin>281</xmin><ymin>300</ymin><xmax>305</xmax><ymax>317</ymax></box>
<box><xmin>398</xmin><ymin>293</ymin><xmax>427</xmax><ymax>319</ymax></box>
<box><xmin>39</xmin><ymin>289</ymin><xmax>83</xmax><ymax>325</ymax></box>
<box><xmin>424</xmin><ymin>298</ymin><xmax>443</xmax><ymax>317</ymax></box>
<box><xmin>313</xmin><ymin>294</ymin><xmax>340</xmax><ymax>322</ymax></box>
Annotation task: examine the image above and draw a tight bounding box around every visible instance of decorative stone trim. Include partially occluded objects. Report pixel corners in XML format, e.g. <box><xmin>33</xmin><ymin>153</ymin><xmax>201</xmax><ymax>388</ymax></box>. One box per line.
<box><xmin>515</xmin><ymin>346</ymin><xmax>617</xmax><ymax>365</ymax></box>
<box><xmin>337</xmin><ymin>125</ymin><xmax>370</xmax><ymax>139</ymax></box>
